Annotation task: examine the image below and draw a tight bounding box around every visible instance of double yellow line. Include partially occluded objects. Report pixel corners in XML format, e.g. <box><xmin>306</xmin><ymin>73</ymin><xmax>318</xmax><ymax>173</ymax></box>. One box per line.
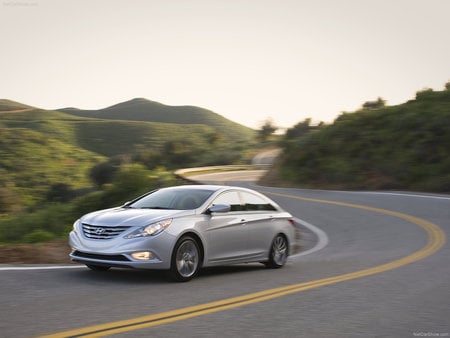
<box><xmin>41</xmin><ymin>193</ymin><xmax>446</xmax><ymax>337</ymax></box>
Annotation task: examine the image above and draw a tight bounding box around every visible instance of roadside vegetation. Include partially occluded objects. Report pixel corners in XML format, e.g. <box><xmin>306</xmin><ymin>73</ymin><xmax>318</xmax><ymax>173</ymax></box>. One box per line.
<box><xmin>262</xmin><ymin>82</ymin><xmax>450</xmax><ymax>192</ymax></box>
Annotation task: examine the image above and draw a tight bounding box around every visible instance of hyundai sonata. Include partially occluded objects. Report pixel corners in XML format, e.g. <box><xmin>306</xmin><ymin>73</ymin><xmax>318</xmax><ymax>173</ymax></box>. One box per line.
<box><xmin>69</xmin><ymin>185</ymin><xmax>295</xmax><ymax>281</ymax></box>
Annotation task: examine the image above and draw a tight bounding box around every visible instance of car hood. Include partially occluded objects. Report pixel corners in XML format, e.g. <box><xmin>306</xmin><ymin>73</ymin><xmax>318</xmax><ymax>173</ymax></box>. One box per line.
<box><xmin>80</xmin><ymin>207</ymin><xmax>195</xmax><ymax>227</ymax></box>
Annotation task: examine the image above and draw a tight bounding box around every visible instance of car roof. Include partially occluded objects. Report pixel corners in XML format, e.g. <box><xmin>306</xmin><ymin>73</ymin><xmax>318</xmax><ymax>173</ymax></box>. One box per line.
<box><xmin>161</xmin><ymin>185</ymin><xmax>270</xmax><ymax>197</ymax></box>
<box><xmin>162</xmin><ymin>185</ymin><xmax>229</xmax><ymax>192</ymax></box>
<box><xmin>158</xmin><ymin>185</ymin><xmax>282</xmax><ymax>210</ymax></box>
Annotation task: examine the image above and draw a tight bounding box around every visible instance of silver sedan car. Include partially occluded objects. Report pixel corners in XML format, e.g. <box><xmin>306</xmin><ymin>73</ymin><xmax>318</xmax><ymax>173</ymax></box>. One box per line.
<box><xmin>69</xmin><ymin>185</ymin><xmax>295</xmax><ymax>281</ymax></box>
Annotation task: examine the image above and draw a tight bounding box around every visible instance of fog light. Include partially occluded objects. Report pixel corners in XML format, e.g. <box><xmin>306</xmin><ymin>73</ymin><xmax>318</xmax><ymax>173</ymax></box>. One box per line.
<box><xmin>131</xmin><ymin>251</ymin><xmax>153</xmax><ymax>260</ymax></box>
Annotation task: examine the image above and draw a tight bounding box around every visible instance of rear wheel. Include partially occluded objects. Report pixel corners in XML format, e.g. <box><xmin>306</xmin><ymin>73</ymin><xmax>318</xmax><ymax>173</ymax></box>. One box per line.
<box><xmin>265</xmin><ymin>234</ymin><xmax>288</xmax><ymax>268</ymax></box>
<box><xmin>86</xmin><ymin>264</ymin><xmax>110</xmax><ymax>271</ymax></box>
<box><xmin>169</xmin><ymin>236</ymin><xmax>201</xmax><ymax>282</ymax></box>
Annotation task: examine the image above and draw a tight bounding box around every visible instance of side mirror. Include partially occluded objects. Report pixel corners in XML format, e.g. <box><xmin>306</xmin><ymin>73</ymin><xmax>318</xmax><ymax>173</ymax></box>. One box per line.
<box><xmin>207</xmin><ymin>204</ymin><xmax>231</xmax><ymax>214</ymax></box>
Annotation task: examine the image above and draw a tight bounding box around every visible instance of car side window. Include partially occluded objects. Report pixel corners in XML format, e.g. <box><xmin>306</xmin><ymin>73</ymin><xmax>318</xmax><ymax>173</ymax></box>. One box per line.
<box><xmin>241</xmin><ymin>192</ymin><xmax>277</xmax><ymax>211</ymax></box>
<box><xmin>212</xmin><ymin>191</ymin><xmax>242</xmax><ymax>211</ymax></box>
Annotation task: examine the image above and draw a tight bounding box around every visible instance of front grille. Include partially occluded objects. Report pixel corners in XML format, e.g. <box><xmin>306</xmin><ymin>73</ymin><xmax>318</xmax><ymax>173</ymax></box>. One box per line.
<box><xmin>73</xmin><ymin>251</ymin><xmax>130</xmax><ymax>261</ymax></box>
<box><xmin>82</xmin><ymin>223</ymin><xmax>130</xmax><ymax>240</ymax></box>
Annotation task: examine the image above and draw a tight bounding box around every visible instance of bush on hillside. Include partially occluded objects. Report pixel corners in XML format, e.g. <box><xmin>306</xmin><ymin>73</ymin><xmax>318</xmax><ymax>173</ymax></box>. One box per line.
<box><xmin>271</xmin><ymin>85</ymin><xmax>450</xmax><ymax>192</ymax></box>
<box><xmin>23</xmin><ymin>230</ymin><xmax>56</xmax><ymax>243</ymax></box>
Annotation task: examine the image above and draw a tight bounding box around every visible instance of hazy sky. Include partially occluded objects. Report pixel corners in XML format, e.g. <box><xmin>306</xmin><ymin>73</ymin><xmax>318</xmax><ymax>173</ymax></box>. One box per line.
<box><xmin>1</xmin><ymin>0</ymin><xmax>449</xmax><ymax>129</ymax></box>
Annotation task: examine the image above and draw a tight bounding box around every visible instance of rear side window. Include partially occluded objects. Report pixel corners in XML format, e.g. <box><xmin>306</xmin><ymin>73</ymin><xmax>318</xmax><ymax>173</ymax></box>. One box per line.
<box><xmin>241</xmin><ymin>192</ymin><xmax>277</xmax><ymax>211</ymax></box>
<box><xmin>212</xmin><ymin>191</ymin><xmax>243</xmax><ymax>211</ymax></box>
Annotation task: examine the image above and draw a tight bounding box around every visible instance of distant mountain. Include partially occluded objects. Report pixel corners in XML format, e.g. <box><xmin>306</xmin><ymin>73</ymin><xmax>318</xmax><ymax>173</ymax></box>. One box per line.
<box><xmin>59</xmin><ymin>98</ymin><xmax>254</xmax><ymax>140</ymax></box>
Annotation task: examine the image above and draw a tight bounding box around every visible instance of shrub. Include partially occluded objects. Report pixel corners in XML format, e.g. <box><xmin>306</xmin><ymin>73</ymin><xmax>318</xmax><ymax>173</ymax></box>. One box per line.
<box><xmin>23</xmin><ymin>230</ymin><xmax>56</xmax><ymax>243</ymax></box>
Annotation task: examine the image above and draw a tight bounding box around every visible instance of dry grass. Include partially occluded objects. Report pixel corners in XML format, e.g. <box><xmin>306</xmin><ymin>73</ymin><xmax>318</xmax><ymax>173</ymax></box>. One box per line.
<box><xmin>0</xmin><ymin>240</ymin><xmax>73</xmax><ymax>264</ymax></box>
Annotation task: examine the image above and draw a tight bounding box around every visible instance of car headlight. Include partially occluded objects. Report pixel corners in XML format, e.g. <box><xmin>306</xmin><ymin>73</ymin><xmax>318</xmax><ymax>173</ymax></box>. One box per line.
<box><xmin>124</xmin><ymin>219</ymin><xmax>172</xmax><ymax>239</ymax></box>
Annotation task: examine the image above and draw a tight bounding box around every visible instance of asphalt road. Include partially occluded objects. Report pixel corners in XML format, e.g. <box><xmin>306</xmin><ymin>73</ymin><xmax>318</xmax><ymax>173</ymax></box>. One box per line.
<box><xmin>1</xmin><ymin>173</ymin><xmax>449</xmax><ymax>338</ymax></box>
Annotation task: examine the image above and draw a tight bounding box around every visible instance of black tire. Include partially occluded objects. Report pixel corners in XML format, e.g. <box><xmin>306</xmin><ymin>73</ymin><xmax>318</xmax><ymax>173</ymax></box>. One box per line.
<box><xmin>86</xmin><ymin>264</ymin><xmax>110</xmax><ymax>271</ymax></box>
<box><xmin>265</xmin><ymin>234</ymin><xmax>288</xmax><ymax>269</ymax></box>
<box><xmin>169</xmin><ymin>236</ymin><xmax>201</xmax><ymax>282</ymax></box>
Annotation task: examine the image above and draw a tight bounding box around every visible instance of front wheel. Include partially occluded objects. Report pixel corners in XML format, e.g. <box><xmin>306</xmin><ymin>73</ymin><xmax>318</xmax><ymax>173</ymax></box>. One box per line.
<box><xmin>265</xmin><ymin>234</ymin><xmax>288</xmax><ymax>269</ymax></box>
<box><xmin>169</xmin><ymin>236</ymin><xmax>201</xmax><ymax>282</ymax></box>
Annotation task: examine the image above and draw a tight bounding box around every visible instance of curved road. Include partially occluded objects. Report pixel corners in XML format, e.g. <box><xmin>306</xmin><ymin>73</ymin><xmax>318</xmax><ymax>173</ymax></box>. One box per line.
<box><xmin>1</xmin><ymin>172</ymin><xmax>449</xmax><ymax>337</ymax></box>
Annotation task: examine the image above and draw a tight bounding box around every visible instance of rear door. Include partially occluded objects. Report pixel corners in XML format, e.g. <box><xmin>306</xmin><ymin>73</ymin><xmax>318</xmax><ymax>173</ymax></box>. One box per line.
<box><xmin>239</xmin><ymin>191</ymin><xmax>279</xmax><ymax>258</ymax></box>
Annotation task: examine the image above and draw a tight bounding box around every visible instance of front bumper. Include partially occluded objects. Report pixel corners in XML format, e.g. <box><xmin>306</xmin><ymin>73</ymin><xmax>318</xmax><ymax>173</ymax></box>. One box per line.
<box><xmin>69</xmin><ymin>230</ymin><xmax>174</xmax><ymax>270</ymax></box>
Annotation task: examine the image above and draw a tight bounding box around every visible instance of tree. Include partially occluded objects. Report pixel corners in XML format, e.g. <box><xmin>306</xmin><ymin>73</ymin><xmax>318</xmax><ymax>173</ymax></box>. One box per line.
<box><xmin>415</xmin><ymin>88</ymin><xmax>434</xmax><ymax>99</ymax></box>
<box><xmin>89</xmin><ymin>162</ymin><xmax>117</xmax><ymax>187</ymax></box>
<box><xmin>258</xmin><ymin>118</ymin><xmax>277</xmax><ymax>142</ymax></box>
<box><xmin>46</xmin><ymin>183</ymin><xmax>75</xmax><ymax>203</ymax></box>
<box><xmin>362</xmin><ymin>97</ymin><xmax>386</xmax><ymax>110</ymax></box>
<box><xmin>284</xmin><ymin>118</ymin><xmax>312</xmax><ymax>140</ymax></box>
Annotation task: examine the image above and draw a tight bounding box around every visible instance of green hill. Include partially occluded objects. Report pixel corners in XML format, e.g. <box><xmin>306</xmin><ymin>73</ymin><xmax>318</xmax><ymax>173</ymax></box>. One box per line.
<box><xmin>59</xmin><ymin>98</ymin><xmax>254</xmax><ymax>142</ymax></box>
<box><xmin>0</xmin><ymin>99</ymin><xmax>34</xmax><ymax>111</ymax></box>
<box><xmin>0</xmin><ymin>127</ymin><xmax>103</xmax><ymax>201</ymax></box>
<box><xmin>0</xmin><ymin>106</ymin><xmax>105</xmax><ymax>210</ymax></box>
<box><xmin>265</xmin><ymin>85</ymin><xmax>450</xmax><ymax>192</ymax></box>
<box><xmin>0</xmin><ymin>99</ymin><xmax>257</xmax><ymax>213</ymax></box>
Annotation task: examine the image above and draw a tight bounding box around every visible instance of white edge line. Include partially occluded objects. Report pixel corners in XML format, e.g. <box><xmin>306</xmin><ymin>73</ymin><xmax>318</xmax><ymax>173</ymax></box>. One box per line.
<box><xmin>0</xmin><ymin>265</ymin><xmax>84</xmax><ymax>271</ymax></box>
<box><xmin>289</xmin><ymin>217</ymin><xmax>329</xmax><ymax>260</ymax></box>
<box><xmin>1</xmin><ymin>218</ymin><xmax>329</xmax><ymax>271</ymax></box>
<box><xmin>357</xmin><ymin>191</ymin><xmax>450</xmax><ymax>200</ymax></box>
<box><xmin>264</xmin><ymin>185</ymin><xmax>450</xmax><ymax>201</ymax></box>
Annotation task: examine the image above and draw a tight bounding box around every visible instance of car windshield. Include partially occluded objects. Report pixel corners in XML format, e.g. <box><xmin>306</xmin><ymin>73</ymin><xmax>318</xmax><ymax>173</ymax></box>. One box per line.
<box><xmin>129</xmin><ymin>188</ymin><xmax>215</xmax><ymax>210</ymax></box>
